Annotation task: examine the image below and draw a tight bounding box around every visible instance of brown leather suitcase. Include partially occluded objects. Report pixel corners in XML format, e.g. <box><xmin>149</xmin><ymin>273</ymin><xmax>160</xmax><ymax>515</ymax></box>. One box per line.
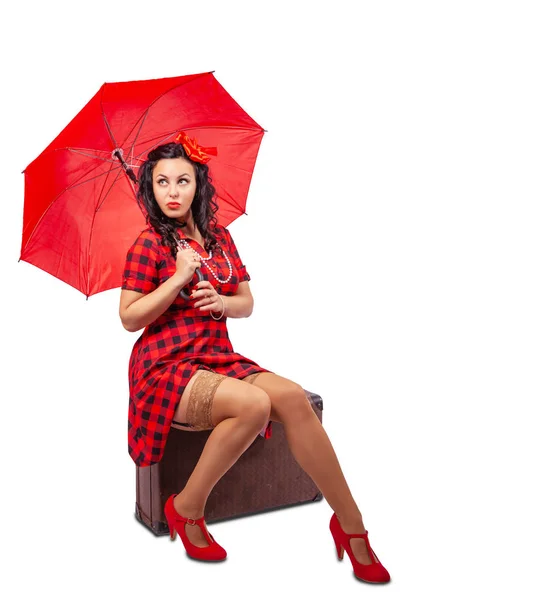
<box><xmin>135</xmin><ymin>390</ymin><xmax>324</xmax><ymax>535</ymax></box>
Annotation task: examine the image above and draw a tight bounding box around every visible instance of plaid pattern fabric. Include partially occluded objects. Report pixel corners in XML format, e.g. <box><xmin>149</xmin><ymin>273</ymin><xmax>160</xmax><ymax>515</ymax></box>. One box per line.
<box><xmin>122</xmin><ymin>224</ymin><xmax>273</xmax><ymax>467</ymax></box>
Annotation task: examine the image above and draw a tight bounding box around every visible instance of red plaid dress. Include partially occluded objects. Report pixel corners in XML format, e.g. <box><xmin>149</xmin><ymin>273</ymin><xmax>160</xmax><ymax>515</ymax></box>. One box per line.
<box><xmin>122</xmin><ymin>223</ymin><xmax>273</xmax><ymax>467</ymax></box>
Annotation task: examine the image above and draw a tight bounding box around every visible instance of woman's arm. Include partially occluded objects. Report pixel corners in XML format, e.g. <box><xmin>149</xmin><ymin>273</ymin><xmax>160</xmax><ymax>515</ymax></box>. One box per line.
<box><xmin>119</xmin><ymin>274</ymin><xmax>186</xmax><ymax>332</ymax></box>
<box><xmin>219</xmin><ymin>228</ymin><xmax>254</xmax><ymax>319</ymax></box>
<box><xmin>220</xmin><ymin>284</ymin><xmax>254</xmax><ymax>318</ymax></box>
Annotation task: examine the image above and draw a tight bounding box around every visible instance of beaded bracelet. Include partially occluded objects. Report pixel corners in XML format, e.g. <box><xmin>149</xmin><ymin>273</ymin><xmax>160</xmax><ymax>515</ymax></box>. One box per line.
<box><xmin>210</xmin><ymin>294</ymin><xmax>226</xmax><ymax>320</ymax></box>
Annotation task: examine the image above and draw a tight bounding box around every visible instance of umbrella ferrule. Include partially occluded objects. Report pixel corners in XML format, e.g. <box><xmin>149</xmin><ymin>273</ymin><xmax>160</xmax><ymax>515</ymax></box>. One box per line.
<box><xmin>112</xmin><ymin>147</ymin><xmax>125</xmax><ymax>164</ymax></box>
<box><xmin>112</xmin><ymin>148</ymin><xmax>138</xmax><ymax>184</ymax></box>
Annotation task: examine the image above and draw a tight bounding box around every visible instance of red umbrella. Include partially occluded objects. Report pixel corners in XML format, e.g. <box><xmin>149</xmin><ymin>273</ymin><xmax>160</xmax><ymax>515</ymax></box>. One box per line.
<box><xmin>19</xmin><ymin>71</ymin><xmax>265</xmax><ymax>298</ymax></box>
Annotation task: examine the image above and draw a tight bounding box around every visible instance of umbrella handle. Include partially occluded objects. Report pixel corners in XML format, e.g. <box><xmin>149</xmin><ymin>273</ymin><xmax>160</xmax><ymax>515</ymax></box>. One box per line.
<box><xmin>179</xmin><ymin>268</ymin><xmax>206</xmax><ymax>301</ymax></box>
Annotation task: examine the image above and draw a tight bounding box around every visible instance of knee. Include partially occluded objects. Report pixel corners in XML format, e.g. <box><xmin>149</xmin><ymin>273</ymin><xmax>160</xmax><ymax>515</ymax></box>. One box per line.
<box><xmin>239</xmin><ymin>387</ymin><xmax>271</xmax><ymax>427</ymax></box>
<box><xmin>273</xmin><ymin>382</ymin><xmax>312</xmax><ymax>422</ymax></box>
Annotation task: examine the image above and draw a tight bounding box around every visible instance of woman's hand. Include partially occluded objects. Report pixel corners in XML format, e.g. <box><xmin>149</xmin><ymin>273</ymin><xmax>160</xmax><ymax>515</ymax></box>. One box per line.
<box><xmin>174</xmin><ymin>246</ymin><xmax>202</xmax><ymax>286</ymax></box>
<box><xmin>191</xmin><ymin>280</ymin><xmax>224</xmax><ymax>313</ymax></box>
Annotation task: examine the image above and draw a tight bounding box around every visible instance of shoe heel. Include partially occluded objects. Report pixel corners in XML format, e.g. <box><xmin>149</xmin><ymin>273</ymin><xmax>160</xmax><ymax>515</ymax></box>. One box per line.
<box><xmin>329</xmin><ymin>512</ymin><xmax>390</xmax><ymax>583</ymax></box>
<box><xmin>334</xmin><ymin>537</ymin><xmax>344</xmax><ymax>560</ymax></box>
<box><xmin>163</xmin><ymin>494</ymin><xmax>227</xmax><ymax>561</ymax></box>
<box><xmin>166</xmin><ymin>513</ymin><xmax>176</xmax><ymax>540</ymax></box>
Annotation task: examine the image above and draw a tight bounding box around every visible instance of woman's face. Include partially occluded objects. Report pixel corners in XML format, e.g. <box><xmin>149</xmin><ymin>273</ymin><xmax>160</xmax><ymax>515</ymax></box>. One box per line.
<box><xmin>152</xmin><ymin>157</ymin><xmax>197</xmax><ymax>224</ymax></box>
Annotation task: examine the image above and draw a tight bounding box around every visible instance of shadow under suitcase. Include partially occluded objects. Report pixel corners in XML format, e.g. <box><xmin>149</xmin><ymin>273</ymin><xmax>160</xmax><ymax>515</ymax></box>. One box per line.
<box><xmin>135</xmin><ymin>390</ymin><xmax>324</xmax><ymax>535</ymax></box>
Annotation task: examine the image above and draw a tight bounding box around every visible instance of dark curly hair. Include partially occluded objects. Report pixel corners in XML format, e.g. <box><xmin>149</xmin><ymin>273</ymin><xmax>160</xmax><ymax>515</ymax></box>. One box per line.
<box><xmin>136</xmin><ymin>142</ymin><xmax>219</xmax><ymax>258</ymax></box>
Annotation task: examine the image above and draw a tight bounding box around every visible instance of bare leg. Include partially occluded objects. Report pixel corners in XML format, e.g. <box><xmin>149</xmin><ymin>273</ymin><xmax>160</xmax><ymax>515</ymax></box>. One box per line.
<box><xmin>282</xmin><ymin>409</ymin><xmax>374</xmax><ymax>565</ymax></box>
<box><xmin>172</xmin><ymin>376</ymin><xmax>271</xmax><ymax>547</ymax></box>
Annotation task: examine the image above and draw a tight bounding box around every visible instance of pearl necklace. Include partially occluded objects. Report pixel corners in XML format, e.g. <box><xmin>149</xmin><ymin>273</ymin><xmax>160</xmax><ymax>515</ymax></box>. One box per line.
<box><xmin>178</xmin><ymin>238</ymin><xmax>233</xmax><ymax>284</ymax></box>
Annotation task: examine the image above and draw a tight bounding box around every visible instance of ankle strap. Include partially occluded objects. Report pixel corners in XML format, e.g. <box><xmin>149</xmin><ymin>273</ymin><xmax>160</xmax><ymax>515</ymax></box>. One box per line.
<box><xmin>176</xmin><ymin>515</ymin><xmax>205</xmax><ymax>525</ymax></box>
<box><xmin>344</xmin><ymin>530</ymin><xmax>369</xmax><ymax>539</ymax></box>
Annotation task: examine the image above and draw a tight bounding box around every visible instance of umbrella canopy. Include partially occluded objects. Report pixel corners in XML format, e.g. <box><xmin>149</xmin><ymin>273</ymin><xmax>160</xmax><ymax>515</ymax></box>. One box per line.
<box><xmin>20</xmin><ymin>71</ymin><xmax>265</xmax><ymax>298</ymax></box>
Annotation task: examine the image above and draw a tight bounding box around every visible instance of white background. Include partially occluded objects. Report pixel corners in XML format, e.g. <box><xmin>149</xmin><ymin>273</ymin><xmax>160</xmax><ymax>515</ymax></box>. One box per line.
<box><xmin>2</xmin><ymin>1</ymin><xmax>553</xmax><ymax>598</ymax></box>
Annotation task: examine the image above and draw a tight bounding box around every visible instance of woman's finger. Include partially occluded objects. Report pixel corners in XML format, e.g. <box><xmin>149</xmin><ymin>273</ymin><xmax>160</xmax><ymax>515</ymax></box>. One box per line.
<box><xmin>191</xmin><ymin>287</ymin><xmax>214</xmax><ymax>301</ymax></box>
<box><xmin>198</xmin><ymin>291</ymin><xmax>217</xmax><ymax>309</ymax></box>
<box><xmin>199</xmin><ymin>299</ymin><xmax>218</xmax><ymax>311</ymax></box>
<box><xmin>192</xmin><ymin>294</ymin><xmax>214</xmax><ymax>309</ymax></box>
<box><xmin>195</xmin><ymin>281</ymin><xmax>215</xmax><ymax>292</ymax></box>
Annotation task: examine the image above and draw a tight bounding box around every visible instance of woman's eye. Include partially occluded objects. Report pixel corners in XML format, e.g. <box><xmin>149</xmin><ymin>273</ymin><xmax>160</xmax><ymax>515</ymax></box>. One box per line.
<box><xmin>157</xmin><ymin>179</ymin><xmax>188</xmax><ymax>184</ymax></box>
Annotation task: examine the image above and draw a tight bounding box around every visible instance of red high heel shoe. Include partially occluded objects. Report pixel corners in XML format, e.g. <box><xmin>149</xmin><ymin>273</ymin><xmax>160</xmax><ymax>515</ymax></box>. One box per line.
<box><xmin>164</xmin><ymin>494</ymin><xmax>227</xmax><ymax>561</ymax></box>
<box><xmin>329</xmin><ymin>513</ymin><xmax>390</xmax><ymax>583</ymax></box>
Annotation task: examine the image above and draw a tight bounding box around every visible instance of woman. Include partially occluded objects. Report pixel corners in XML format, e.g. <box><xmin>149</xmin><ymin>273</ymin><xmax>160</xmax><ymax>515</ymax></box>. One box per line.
<box><xmin>119</xmin><ymin>133</ymin><xmax>390</xmax><ymax>584</ymax></box>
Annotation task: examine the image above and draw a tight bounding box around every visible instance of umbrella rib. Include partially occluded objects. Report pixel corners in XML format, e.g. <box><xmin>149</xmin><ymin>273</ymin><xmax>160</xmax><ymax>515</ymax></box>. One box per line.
<box><xmin>100</xmin><ymin>86</ymin><xmax>144</xmax><ymax>174</ymax></box>
<box><xmin>94</xmin><ymin>164</ymin><xmax>127</xmax><ymax>213</ymax></box>
<box><xmin>84</xmin><ymin>166</ymin><xmax>128</xmax><ymax>295</ymax></box>
<box><xmin>117</xmin><ymin>72</ymin><xmax>215</xmax><ymax>151</ymax></box>
<box><xmin>117</xmin><ymin>72</ymin><xmax>263</xmax><ymax>162</ymax></box>
<box><xmin>24</xmin><ymin>123</ymin><xmax>263</xmax><ymax>166</ymax></box>
<box><xmin>64</xmin><ymin>162</ymin><xmax>123</xmax><ymax>189</ymax></box>
<box><xmin>22</xmin><ymin>160</ymin><xmax>124</xmax><ymax>260</ymax></box>
<box><xmin>129</xmin><ymin>125</ymin><xmax>264</xmax><ymax>162</ymax></box>
<box><xmin>210</xmin><ymin>160</ymin><xmax>254</xmax><ymax>175</ymax></box>
<box><xmin>100</xmin><ymin>84</ymin><xmax>118</xmax><ymax>149</ymax></box>
<box><xmin>69</xmin><ymin>149</ymin><xmax>114</xmax><ymax>163</ymax></box>
<box><xmin>68</xmin><ymin>148</ymin><xmax>141</xmax><ymax>169</ymax></box>
<box><xmin>125</xmin><ymin>108</ymin><xmax>150</xmax><ymax>168</ymax></box>
<box><xmin>214</xmin><ymin>184</ymin><xmax>245</xmax><ymax>215</ymax></box>
<box><xmin>99</xmin><ymin>73</ymin><xmax>215</xmax><ymax>164</ymax></box>
<box><xmin>126</xmin><ymin>130</ymin><xmax>175</xmax><ymax>163</ymax></box>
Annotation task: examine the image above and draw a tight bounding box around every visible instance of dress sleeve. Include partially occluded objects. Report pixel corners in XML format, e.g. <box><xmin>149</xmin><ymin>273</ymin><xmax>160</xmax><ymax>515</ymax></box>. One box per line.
<box><xmin>121</xmin><ymin>231</ymin><xmax>160</xmax><ymax>293</ymax></box>
<box><xmin>223</xmin><ymin>227</ymin><xmax>251</xmax><ymax>282</ymax></box>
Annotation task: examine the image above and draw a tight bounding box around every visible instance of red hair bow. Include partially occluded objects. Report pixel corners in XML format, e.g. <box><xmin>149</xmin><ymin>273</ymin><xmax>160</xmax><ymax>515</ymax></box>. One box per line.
<box><xmin>174</xmin><ymin>131</ymin><xmax>217</xmax><ymax>164</ymax></box>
